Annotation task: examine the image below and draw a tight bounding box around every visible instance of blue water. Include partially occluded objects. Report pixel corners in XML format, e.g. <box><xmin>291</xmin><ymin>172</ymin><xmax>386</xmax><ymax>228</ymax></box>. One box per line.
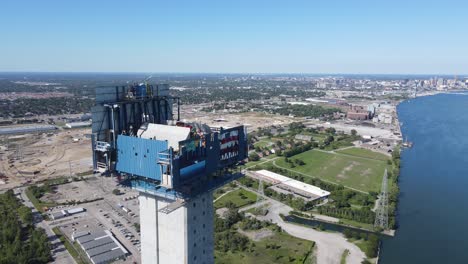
<box><xmin>379</xmin><ymin>93</ymin><xmax>468</xmax><ymax>264</ymax></box>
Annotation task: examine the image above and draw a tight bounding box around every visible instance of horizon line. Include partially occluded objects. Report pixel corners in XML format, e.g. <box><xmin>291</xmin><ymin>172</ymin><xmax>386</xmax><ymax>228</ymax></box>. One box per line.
<box><xmin>0</xmin><ymin>71</ymin><xmax>466</xmax><ymax>77</ymax></box>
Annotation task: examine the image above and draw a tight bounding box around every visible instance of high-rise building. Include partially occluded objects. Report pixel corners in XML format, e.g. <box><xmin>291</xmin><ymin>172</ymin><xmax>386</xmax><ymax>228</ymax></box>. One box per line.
<box><xmin>91</xmin><ymin>84</ymin><xmax>248</xmax><ymax>264</ymax></box>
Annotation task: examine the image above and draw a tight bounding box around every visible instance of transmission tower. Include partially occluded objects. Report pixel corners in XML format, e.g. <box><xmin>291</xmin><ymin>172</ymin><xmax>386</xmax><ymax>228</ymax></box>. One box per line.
<box><xmin>374</xmin><ymin>169</ymin><xmax>389</xmax><ymax>229</ymax></box>
<box><xmin>15</xmin><ymin>144</ymin><xmax>23</xmax><ymax>161</ymax></box>
<box><xmin>255</xmin><ymin>178</ymin><xmax>267</xmax><ymax>215</ymax></box>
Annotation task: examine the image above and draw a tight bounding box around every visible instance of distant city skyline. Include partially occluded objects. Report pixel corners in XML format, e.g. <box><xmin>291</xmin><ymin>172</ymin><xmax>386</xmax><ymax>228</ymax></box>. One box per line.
<box><xmin>1</xmin><ymin>0</ymin><xmax>468</xmax><ymax>74</ymax></box>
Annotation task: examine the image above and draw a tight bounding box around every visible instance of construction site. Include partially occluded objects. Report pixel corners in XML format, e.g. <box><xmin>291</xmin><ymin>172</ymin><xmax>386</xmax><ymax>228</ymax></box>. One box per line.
<box><xmin>0</xmin><ymin>128</ymin><xmax>93</xmax><ymax>189</ymax></box>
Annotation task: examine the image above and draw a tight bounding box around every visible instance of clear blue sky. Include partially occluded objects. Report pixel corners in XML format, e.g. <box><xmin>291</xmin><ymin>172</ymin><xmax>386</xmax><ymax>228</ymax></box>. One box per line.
<box><xmin>1</xmin><ymin>0</ymin><xmax>467</xmax><ymax>74</ymax></box>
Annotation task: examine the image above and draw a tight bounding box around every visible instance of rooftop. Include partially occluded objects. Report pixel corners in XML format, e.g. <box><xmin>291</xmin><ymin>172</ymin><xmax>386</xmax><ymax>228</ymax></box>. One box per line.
<box><xmin>73</xmin><ymin>229</ymin><xmax>128</xmax><ymax>264</ymax></box>
<box><xmin>254</xmin><ymin>169</ymin><xmax>331</xmax><ymax>199</ymax></box>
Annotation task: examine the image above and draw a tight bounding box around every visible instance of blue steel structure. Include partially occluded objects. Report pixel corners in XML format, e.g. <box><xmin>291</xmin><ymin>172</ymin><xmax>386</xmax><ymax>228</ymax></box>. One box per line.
<box><xmin>91</xmin><ymin>83</ymin><xmax>178</xmax><ymax>172</ymax></box>
<box><xmin>91</xmin><ymin>84</ymin><xmax>248</xmax><ymax>205</ymax></box>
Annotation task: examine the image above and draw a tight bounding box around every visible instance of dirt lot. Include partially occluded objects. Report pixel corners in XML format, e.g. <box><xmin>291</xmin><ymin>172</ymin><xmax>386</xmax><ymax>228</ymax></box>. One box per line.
<box><xmin>0</xmin><ymin>128</ymin><xmax>92</xmax><ymax>190</ymax></box>
<box><xmin>181</xmin><ymin>105</ymin><xmax>295</xmax><ymax>132</ymax></box>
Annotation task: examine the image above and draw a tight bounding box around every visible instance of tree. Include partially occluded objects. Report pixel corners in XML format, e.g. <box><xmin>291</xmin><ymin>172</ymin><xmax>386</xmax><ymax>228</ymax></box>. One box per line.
<box><xmin>365</xmin><ymin>234</ymin><xmax>380</xmax><ymax>258</ymax></box>
<box><xmin>249</xmin><ymin>152</ymin><xmax>260</xmax><ymax>161</ymax></box>
<box><xmin>112</xmin><ymin>189</ymin><xmax>121</xmax><ymax>195</ymax></box>
<box><xmin>294</xmin><ymin>159</ymin><xmax>306</xmax><ymax>166</ymax></box>
<box><xmin>0</xmin><ymin>191</ymin><xmax>51</xmax><ymax>264</ymax></box>
<box><xmin>133</xmin><ymin>223</ymin><xmax>141</xmax><ymax>232</ymax></box>
<box><xmin>247</xmin><ymin>134</ymin><xmax>255</xmax><ymax>144</ymax></box>
<box><xmin>351</xmin><ymin>129</ymin><xmax>358</xmax><ymax>136</ymax></box>
<box><xmin>289</xmin><ymin>122</ymin><xmax>306</xmax><ymax>131</ymax></box>
<box><xmin>324</xmin><ymin>135</ymin><xmax>335</xmax><ymax>145</ymax></box>
<box><xmin>18</xmin><ymin>206</ymin><xmax>33</xmax><ymax>225</ymax></box>
<box><xmin>325</xmin><ymin>127</ymin><xmax>336</xmax><ymax>134</ymax></box>
<box><xmin>344</xmin><ymin>229</ymin><xmax>353</xmax><ymax>238</ymax></box>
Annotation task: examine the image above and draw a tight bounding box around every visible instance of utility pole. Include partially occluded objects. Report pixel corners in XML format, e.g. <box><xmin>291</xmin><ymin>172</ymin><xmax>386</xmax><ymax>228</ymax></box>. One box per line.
<box><xmin>16</xmin><ymin>144</ymin><xmax>23</xmax><ymax>161</ymax></box>
<box><xmin>69</xmin><ymin>160</ymin><xmax>72</xmax><ymax>180</ymax></box>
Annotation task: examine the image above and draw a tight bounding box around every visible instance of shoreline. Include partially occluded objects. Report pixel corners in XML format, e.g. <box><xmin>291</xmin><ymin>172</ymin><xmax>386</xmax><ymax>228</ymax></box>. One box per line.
<box><xmin>285</xmin><ymin>214</ymin><xmax>396</xmax><ymax>237</ymax></box>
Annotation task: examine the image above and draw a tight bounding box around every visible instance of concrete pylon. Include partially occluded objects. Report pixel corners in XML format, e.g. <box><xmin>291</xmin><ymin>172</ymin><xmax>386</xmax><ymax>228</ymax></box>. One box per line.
<box><xmin>139</xmin><ymin>192</ymin><xmax>214</xmax><ymax>264</ymax></box>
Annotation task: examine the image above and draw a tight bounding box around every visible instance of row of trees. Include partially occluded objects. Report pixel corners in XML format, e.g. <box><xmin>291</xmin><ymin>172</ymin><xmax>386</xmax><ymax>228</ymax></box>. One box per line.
<box><xmin>387</xmin><ymin>147</ymin><xmax>401</xmax><ymax>229</ymax></box>
<box><xmin>331</xmin><ymin>189</ymin><xmax>378</xmax><ymax>208</ymax></box>
<box><xmin>284</xmin><ymin>157</ymin><xmax>306</xmax><ymax>168</ymax></box>
<box><xmin>0</xmin><ymin>190</ymin><xmax>52</xmax><ymax>264</ymax></box>
<box><xmin>317</xmin><ymin>206</ymin><xmax>375</xmax><ymax>224</ymax></box>
<box><xmin>0</xmin><ymin>97</ymin><xmax>94</xmax><ymax>118</ymax></box>
<box><xmin>282</xmin><ymin>142</ymin><xmax>315</xmax><ymax>157</ymax></box>
<box><xmin>264</xmin><ymin>188</ymin><xmax>311</xmax><ymax>211</ymax></box>
<box><xmin>274</xmin><ymin>104</ymin><xmax>341</xmax><ymax>118</ymax></box>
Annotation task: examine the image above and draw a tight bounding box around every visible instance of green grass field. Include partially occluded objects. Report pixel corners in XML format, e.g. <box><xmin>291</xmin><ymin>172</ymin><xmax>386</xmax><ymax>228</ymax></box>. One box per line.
<box><xmin>274</xmin><ymin>149</ymin><xmax>389</xmax><ymax>192</ymax></box>
<box><xmin>214</xmin><ymin>189</ymin><xmax>258</xmax><ymax>209</ymax></box>
<box><xmin>336</xmin><ymin>147</ymin><xmax>390</xmax><ymax>161</ymax></box>
<box><xmin>215</xmin><ymin>231</ymin><xmax>315</xmax><ymax>264</ymax></box>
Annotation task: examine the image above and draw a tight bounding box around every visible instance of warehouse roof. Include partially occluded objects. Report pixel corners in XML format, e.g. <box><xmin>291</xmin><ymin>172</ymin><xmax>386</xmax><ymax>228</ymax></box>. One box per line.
<box><xmin>74</xmin><ymin>229</ymin><xmax>128</xmax><ymax>264</ymax></box>
<box><xmin>65</xmin><ymin>121</ymin><xmax>91</xmax><ymax>128</ymax></box>
<box><xmin>65</xmin><ymin>207</ymin><xmax>85</xmax><ymax>214</ymax></box>
<box><xmin>0</xmin><ymin>125</ymin><xmax>57</xmax><ymax>135</ymax></box>
<box><xmin>91</xmin><ymin>248</ymin><xmax>126</xmax><ymax>264</ymax></box>
<box><xmin>254</xmin><ymin>170</ymin><xmax>331</xmax><ymax>198</ymax></box>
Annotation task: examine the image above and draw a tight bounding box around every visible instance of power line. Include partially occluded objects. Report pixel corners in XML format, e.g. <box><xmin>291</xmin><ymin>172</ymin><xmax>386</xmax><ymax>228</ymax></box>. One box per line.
<box><xmin>374</xmin><ymin>169</ymin><xmax>389</xmax><ymax>230</ymax></box>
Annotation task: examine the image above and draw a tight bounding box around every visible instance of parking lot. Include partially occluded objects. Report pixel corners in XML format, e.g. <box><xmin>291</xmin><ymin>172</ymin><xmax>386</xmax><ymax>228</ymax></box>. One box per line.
<box><xmin>47</xmin><ymin>176</ymin><xmax>142</xmax><ymax>264</ymax></box>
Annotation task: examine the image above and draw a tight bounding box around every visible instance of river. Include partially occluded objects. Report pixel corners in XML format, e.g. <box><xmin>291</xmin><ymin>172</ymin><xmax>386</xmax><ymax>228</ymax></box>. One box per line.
<box><xmin>379</xmin><ymin>92</ymin><xmax>468</xmax><ymax>264</ymax></box>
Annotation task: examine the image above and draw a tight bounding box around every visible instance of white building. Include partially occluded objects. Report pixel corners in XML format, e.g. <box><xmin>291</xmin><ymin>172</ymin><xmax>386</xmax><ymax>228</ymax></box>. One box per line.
<box><xmin>253</xmin><ymin>170</ymin><xmax>330</xmax><ymax>201</ymax></box>
<box><xmin>49</xmin><ymin>207</ymin><xmax>86</xmax><ymax>220</ymax></box>
<box><xmin>65</xmin><ymin>121</ymin><xmax>92</xmax><ymax>129</ymax></box>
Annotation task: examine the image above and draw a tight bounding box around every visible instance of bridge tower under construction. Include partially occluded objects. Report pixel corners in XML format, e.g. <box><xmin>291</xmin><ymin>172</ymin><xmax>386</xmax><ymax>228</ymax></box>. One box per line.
<box><xmin>91</xmin><ymin>84</ymin><xmax>248</xmax><ymax>264</ymax></box>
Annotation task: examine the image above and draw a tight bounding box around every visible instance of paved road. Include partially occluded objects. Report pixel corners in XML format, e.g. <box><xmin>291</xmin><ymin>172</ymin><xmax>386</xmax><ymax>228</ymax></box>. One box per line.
<box><xmin>17</xmin><ymin>187</ymin><xmax>76</xmax><ymax>264</ymax></box>
<box><xmin>257</xmin><ymin>199</ymin><xmax>366</xmax><ymax>264</ymax></box>
<box><xmin>236</xmin><ymin>183</ymin><xmax>365</xmax><ymax>264</ymax></box>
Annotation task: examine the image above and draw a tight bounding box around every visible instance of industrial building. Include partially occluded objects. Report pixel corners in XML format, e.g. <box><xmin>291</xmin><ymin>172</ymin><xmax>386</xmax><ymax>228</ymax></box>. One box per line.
<box><xmin>72</xmin><ymin>229</ymin><xmax>128</xmax><ymax>264</ymax></box>
<box><xmin>91</xmin><ymin>83</ymin><xmax>248</xmax><ymax>264</ymax></box>
<box><xmin>65</xmin><ymin>121</ymin><xmax>92</xmax><ymax>129</ymax></box>
<box><xmin>253</xmin><ymin>170</ymin><xmax>330</xmax><ymax>201</ymax></box>
<box><xmin>0</xmin><ymin>125</ymin><xmax>57</xmax><ymax>135</ymax></box>
<box><xmin>347</xmin><ymin>105</ymin><xmax>370</xmax><ymax>121</ymax></box>
<box><xmin>49</xmin><ymin>207</ymin><xmax>86</xmax><ymax>220</ymax></box>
